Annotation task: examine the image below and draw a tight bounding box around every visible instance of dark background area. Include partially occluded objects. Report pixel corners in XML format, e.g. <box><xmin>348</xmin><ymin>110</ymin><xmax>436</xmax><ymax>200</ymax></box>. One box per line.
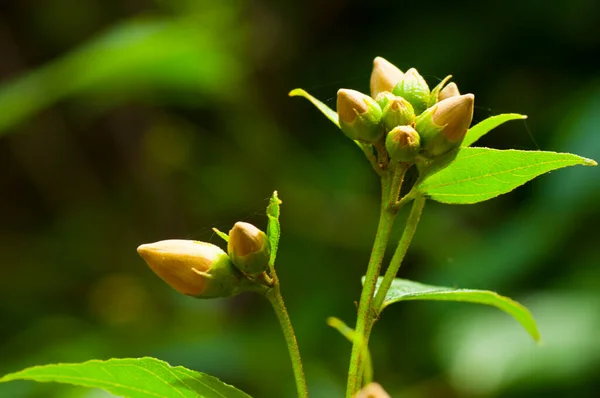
<box><xmin>1</xmin><ymin>1</ymin><xmax>599</xmax><ymax>397</ymax></box>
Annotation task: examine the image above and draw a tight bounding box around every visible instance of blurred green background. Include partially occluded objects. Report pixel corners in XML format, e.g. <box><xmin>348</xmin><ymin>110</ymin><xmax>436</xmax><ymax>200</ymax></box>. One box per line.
<box><xmin>1</xmin><ymin>1</ymin><xmax>599</xmax><ymax>397</ymax></box>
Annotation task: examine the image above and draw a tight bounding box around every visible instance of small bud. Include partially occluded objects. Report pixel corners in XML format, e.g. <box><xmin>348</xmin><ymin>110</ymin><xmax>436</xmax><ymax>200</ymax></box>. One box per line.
<box><xmin>354</xmin><ymin>383</ymin><xmax>391</xmax><ymax>398</ymax></box>
<box><xmin>337</xmin><ymin>89</ymin><xmax>383</xmax><ymax>143</ymax></box>
<box><xmin>370</xmin><ymin>57</ymin><xmax>404</xmax><ymax>98</ymax></box>
<box><xmin>392</xmin><ymin>68</ymin><xmax>430</xmax><ymax>115</ymax></box>
<box><xmin>385</xmin><ymin>125</ymin><xmax>421</xmax><ymax>163</ymax></box>
<box><xmin>137</xmin><ymin>240</ymin><xmax>243</xmax><ymax>298</ymax></box>
<box><xmin>382</xmin><ymin>97</ymin><xmax>415</xmax><ymax>130</ymax></box>
<box><xmin>374</xmin><ymin>91</ymin><xmax>396</xmax><ymax>110</ymax></box>
<box><xmin>438</xmin><ymin>82</ymin><xmax>460</xmax><ymax>101</ymax></box>
<box><xmin>228</xmin><ymin>222</ymin><xmax>271</xmax><ymax>275</ymax></box>
<box><xmin>415</xmin><ymin>93</ymin><xmax>475</xmax><ymax>157</ymax></box>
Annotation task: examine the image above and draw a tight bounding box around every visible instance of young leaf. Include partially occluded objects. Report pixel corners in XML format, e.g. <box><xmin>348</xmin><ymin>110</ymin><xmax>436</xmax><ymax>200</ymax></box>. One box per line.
<box><xmin>327</xmin><ymin>317</ymin><xmax>373</xmax><ymax>385</ymax></box>
<box><xmin>374</xmin><ymin>277</ymin><xmax>540</xmax><ymax>342</ymax></box>
<box><xmin>417</xmin><ymin>147</ymin><xmax>597</xmax><ymax>204</ymax></box>
<box><xmin>288</xmin><ymin>88</ymin><xmax>340</xmax><ymax>127</ymax></box>
<box><xmin>266</xmin><ymin>191</ymin><xmax>282</xmax><ymax>266</ymax></box>
<box><xmin>0</xmin><ymin>357</ymin><xmax>252</xmax><ymax>398</ymax></box>
<box><xmin>462</xmin><ymin>114</ymin><xmax>527</xmax><ymax>147</ymax></box>
<box><xmin>289</xmin><ymin>89</ymin><xmax>375</xmax><ymax>158</ymax></box>
<box><xmin>212</xmin><ymin>227</ymin><xmax>229</xmax><ymax>242</ymax></box>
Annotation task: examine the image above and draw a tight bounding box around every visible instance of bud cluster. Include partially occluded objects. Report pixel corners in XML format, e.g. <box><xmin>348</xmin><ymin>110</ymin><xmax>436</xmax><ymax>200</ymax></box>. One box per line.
<box><xmin>336</xmin><ymin>57</ymin><xmax>475</xmax><ymax>162</ymax></box>
<box><xmin>137</xmin><ymin>222</ymin><xmax>272</xmax><ymax>299</ymax></box>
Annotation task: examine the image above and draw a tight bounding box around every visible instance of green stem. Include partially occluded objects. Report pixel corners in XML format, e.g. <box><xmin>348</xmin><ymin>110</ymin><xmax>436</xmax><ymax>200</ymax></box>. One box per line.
<box><xmin>388</xmin><ymin>163</ymin><xmax>409</xmax><ymax>207</ymax></box>
<box><xmin>266</xmin><ymin>282</ymin><xmax>308</xmax><ymax>398</ymax></box>
<box><xmin>373</xmin><ymin>195</ymin><xmax>426</xmax><ymax>312</ymax></box>
<box><xmin>355</xmin><ymin>195</ymin><xmax>426</xmax><ymax>385</ymax></box>
<box><xmin>346</xmin><ymin>175</ymin><xmax>396</xmax><ymax>397</ymax></box>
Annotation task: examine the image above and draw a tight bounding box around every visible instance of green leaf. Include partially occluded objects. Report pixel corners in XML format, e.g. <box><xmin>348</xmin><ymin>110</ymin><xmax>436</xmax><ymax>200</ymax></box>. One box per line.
<box><xmin>288</xmin><ymin>88</ymin><xmax>339</xmax><ymax>127</ymax></box>
<box><xmin>0</xmin><ymin>357</ymin><xmax>252</xmax><ymax>398</ymax></box>
<box><xmin>0</xmin><ymin>17</ymin><xmax>241</xmax><ymax>134</ymax></box>
<box><xmin>375</xmin><ymin>277</ymin><xmax>540</xmax><ymax>342</ymax></box>
<box><xmin>289</xmin><ymin>89</ymin><xmax>373</xmax><ymax>156</ymax></box>
<box><xmin>266</xmin><ymin>191</ymin><xmax>282</xmax><ymax>266</ymax></box>
<box><xmin>462</xmin><ymin>114</ymin><xmax>527</xmax><ymax>147</ymax></box>
<box><xmin>417</xmin><ymin>147</ymin><xmax>597</xmax><ymax>204</ymax></box>
<box><xmin>326</xmin><ymin>317</ymin><xmax>373</xmax><ymax>385</ymax></box>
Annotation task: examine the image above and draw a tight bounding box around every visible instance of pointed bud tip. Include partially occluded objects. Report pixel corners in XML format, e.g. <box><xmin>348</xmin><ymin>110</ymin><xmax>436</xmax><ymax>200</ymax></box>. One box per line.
<box><xmin>337</xmin><ymin>89</ymin><xmax>383</xmax><ymax>142</ymax></box>
<box><xmin>370</xmin><ymin>57</ymin><xmax>403</xmax><ymax>98</ymax></box>
<box><xmin>438</xmin><ymin>82</ymin><xmax>460</xmax><ymax>101</ymax></box>
<box><xmin>230</xmin><ymin>222</ymin><xmax>263</xmax><ymax>256</ymax></box>
<box><xmin>337</xmin><ymin>89</ymin><xmax>368</xmax><ymax>124</ymax></box>
<box><xmin>228</xmin><ymin>222</ymin><xmax>270</xmax><ymax>274</ymax></box>
<box><xmin>431</xmin><ymin>93</ymin><xmax>474</xmax><ymax>141</ymax></box>
<box><xmin>136</xmin><ymin>239</ymin><xmax>230</xmax><ymax>297</ymax></box>
<box><xmin>385</xmin><ymin>125</ymin><xmax>421</xmax><ymax>162</ymax></box>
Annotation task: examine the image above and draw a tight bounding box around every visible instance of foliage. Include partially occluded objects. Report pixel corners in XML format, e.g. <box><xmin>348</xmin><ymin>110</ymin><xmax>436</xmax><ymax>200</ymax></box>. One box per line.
<box><xmin>0</xmin><ymin>2</ymin><xmax>599</xmax><ymax>398</ymax></box>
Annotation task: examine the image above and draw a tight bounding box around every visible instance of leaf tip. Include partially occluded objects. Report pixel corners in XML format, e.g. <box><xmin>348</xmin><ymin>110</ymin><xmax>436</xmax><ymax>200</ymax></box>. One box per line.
<box><xmin>585</xmin><ymin>158</ymin><xmax>598</xmax><ymax>166</ymax></box>
<box><xmin>288</xmin><ymin>88</ymin><xmax>304</xmax><ymax>97</ymax></box>
<box><xmin>271</xmin><ymin>190</ymin><xmax>282</xmax><ymax>204</ymax></box>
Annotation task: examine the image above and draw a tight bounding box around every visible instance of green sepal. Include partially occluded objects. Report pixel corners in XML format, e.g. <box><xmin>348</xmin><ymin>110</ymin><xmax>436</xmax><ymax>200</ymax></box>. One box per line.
<box><xmin>374</xmin><ymin>91</ymin><xmax>396</xmax><ymax>110</ymax></box>
<box><xmin>385</xmin><ymin>125</ymin><xmax>421</xmax><ymax>163</ymax></box>
<box><xmin>212</xmin><ymin>227</ymin><xmax>229</xmax><ymax>243</ymax></box>
<box><xmin>392</xmin><ymin>68</ymin><xmax>430</xmax><ymax>115</ymax></box>
<box><xmin>382</xmin><ymin>97</ymin><xmax>416</xmax><ymax>131</ymax></box>
<box><xmin>200</xmin><ymin>255</ymin><xmax>249</xmax><ymax>298</ymax></box>
<box><xmin>428</xmin><ymin>75</ymin><xmax>452</xmax><ymax>106</ymax></box>
<box><xmin>339</xmin><ymin>96</ymin><xmax>384</xmax><ymax>143</ymax></box>
<box><xmin>289</xmin><ymin>88</ymin><xmax>339</xmax><ymax>127</ymax></box>
<box><xmin>415</xmin><ymin>106</ymin><xmax>444</xmax><ymax>150</ymax></box>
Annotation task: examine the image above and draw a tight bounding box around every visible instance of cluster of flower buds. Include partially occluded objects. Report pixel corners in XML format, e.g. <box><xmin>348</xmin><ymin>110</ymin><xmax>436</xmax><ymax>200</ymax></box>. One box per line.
<box><xmin>336</xmin><ymin>57</ymin><xmax>474</xmax><ymax>161</ymax></box>
<box><xmin>137</xmin><ymin>222</ymin><xmax>271</xmax><ymax>299</ymax></box>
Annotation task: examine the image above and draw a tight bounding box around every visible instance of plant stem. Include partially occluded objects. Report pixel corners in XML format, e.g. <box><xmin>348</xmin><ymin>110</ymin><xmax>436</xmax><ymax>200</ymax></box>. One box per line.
<box><xmin>346</xmin><ymin>175</ymin><xmax>397</xmax><ymax>397</ymax></box>
<box><xmin>355</xmin><ymin>195</ymin><xmax>426</xmax><ymax>386</ymax></box>
<box><xmin>265</xmin><ymin>282</ymin><xmax>308</xmax><ymax>398</ymax></box>
<box><xmin>373</xmin><ymin>195</ymin><xmax>426</xmax><ymax>312</ymax></box>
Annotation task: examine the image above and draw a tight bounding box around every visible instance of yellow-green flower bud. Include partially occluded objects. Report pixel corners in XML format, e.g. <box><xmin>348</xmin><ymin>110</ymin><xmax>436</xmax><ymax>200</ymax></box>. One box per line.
<box><xmin>438</xmin><ymin>82</ymin><xmax>460</xmax><ymax>101</ymax></box>
<box><xmin>228</xmin><ymin>222</ymin><xmax>271</xmax><ymax>275</ymax></box>
<box><xmin>385</xmin><ymin>125</ymin><xmax>421</xmax><ymax>163</ymax></box>
<box><xmin>337</xmin><ymin>89</ymin><xmax>383</xmax><ymax>143</ymax></box>
<box><xmin>382</xmin><ymin>97</ymin><xmax>415</xmax><ymax>131</ymax></box>
<box><xmin>415</xmin><ymin>93</ymin><xmax>474</xmax><ymax>157</ymax></box>
<box><xmin>354</xmin><ymin>383</ymin><xmax>391</xmax><ymax>398</ymax></box>
<box><xmin>370</xmin><ymin>57</ymin><xmax>404</xmax><ymax>98</ymax></box>
<box><xmin>137</xmin><ymin>240</ymin><xmax>243</xmax><ymax>298</ymax></box>
<box><xmin>374</xmin><ymin>91</ymin><xmax>396</xmax><ymax>110</ymax></box>
<box><xmin>392</xmin><ymin>68</ymin><xmax>430</xmax><ymax>115</ymax></box>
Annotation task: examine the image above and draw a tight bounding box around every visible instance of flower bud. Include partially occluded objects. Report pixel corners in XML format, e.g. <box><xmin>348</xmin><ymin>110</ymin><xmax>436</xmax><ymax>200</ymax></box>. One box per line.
<box><xmin>137</xmin><ymin>240</ymin><xmax>243</xmax><ymax>298</ymax></box>
<box><xmin>438</xmin><ymin>82</ymin><xmax>460</xmax><ymax>101</ymax></box>
<box><xmin>415</xmin><ymin>93</ymin><xmax>474</xmax><ymax>157</ymax></box>
<box><xmin>337</xmin><ymin>89</ymin><xmax>383</xmax><ymax>143</ymax></box>
<box><xmin>228</xmin><ymin>222</ymin><xmax>271</xmax><ymax>275</ymax></box>
<box><xmin>385</xmin><ymin>125</ymin><xmax>421</xmax><ymax>163</ymax></box>
<box><xmin>370</xmin><ymin>57</ymin><xmax>403</xmax><ymax>98</ymax></box>
<box><xmin>382</xmin><ymin>97</ymin><xmax>415</xmax><ymax>130</ymax></box>
<box><xmin>374</xmin><ymin>91</ymin><xmax>396</xmax><ymax>110</ymax></box>
<box><xmin>392</xmin><ymin>68</ymin><xmax>430</xmax><ymax>115</ymax></box>
<box><xmin>354</xmin><ymin>383</ymin><xmax>391</xmax><ymax>398</ymax></box>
